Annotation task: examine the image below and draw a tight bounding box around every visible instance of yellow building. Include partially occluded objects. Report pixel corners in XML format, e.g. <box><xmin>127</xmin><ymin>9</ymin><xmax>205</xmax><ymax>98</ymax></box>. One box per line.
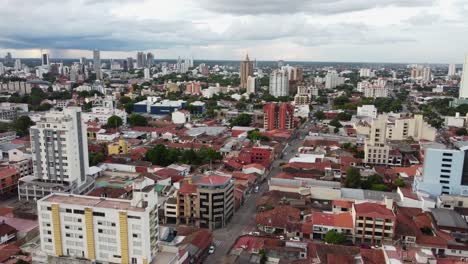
<box><xmin>108</xmin><ymin>138</ymin><xmax>129</xmax><ymax>155</ymax></box>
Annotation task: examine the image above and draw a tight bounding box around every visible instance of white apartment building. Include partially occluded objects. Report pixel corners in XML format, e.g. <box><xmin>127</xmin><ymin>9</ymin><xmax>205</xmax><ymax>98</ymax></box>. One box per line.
<box><xmin>18</xmin><ymin>107</ymin><xmax>95</xmax><ymax>201</ymax></box>
<box><xmin>414</xmin><ymin>141</ymin><xmax>468</xmax><ymax>197</ymax></box>
<box><xmin>82</xmin><ymin>106</ymin><xmax>128</xmax><ymax>126</ymax></box>
<box><xmin>359</xmin><ymin>68</ymin><xmax>373</xmax><ymax>78</ymax></box>
<box><xmin>325</xmin><ymin>71</ymin><xmax>345</xmax><ymax>89</ymax></box>
<box><xmin>37</xmin><ymin>177</ymin><xmax>159</xmax><ymax>264</ymax></box>
<box><xmin>422</xmin><ymin>67</ymin><xmax>432</xmax><ymax>83</ymax></box>
<box><xmin>448</xmin><ymin>64</ymin><xmax>456</xmax><ymax>77</ymax></box>
<box><xmin>269</xmin><ymin>70</ymin><xmax>289</xmax><ymax>97</ymax></box>
<box><xmin>144</xmin><ymin>68</ymin><xmax>150</xmax><ymax>80</ymax></box>
<box><xmin>357</xmin><ymin>105</ymin><xmax>377</xmax><ymax>118</ymax></box>
<box><xmin>445</xmin><ymin>112</ymin><xmax>468</xmax><ymax>128</ymax></box>
<box><xmin>386</xmin><ymin>115</ymin><xmax>436</xmax><ymax>141</ymax></box>
<box><xmin>246</xmin><ymin>76</ymin><xmax>257</xmax><ymax>94</ymax></box>
<box><xmin>364</xmin><ymin>115</ymin><xmax>390</xmax><ymax>165</ymax></box>
<box><xmin>364</xmin><ymin>86</ymin><xmax>388</xmax><ymax>98</ymax></box>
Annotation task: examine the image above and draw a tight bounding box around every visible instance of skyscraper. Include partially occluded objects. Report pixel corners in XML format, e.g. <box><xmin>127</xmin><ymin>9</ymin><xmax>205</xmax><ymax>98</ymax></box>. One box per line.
<box><xmin>269</xmin><ymin>69</ymin><xmax>289</xmax><ymax>97</ymax></box>
<box><xmin>246</xmin><ymin>76</ymin><xmax>257</xmax><ymax>94</ymax></box>
<box><xmin>263</xmin><ymin>102</ymin><xmax>294</xmax><ymax>130</ymax></box>
<box><xmin>93</xmin><ymin>50</ymin><xmax>102</xmax><ymax>80</ymax></box>
<box><xmin>240</xmin><ymin>54</ymin><xmax>254</xmax><ymax>89</ymax></box>
<box><xmin>18</xmin><ymin>107</ymin><xmax>94</xmax><ymax>200</ymax></box>
<box><xmin>422</xmin><ymin>66</ymin><xmax>432</xmax><ymax>83</ymax></box>
<box><xmin>146</xmin><ymin>52</ymin><xmax>154</xmax><ymax>67</ymax></box>
<box><xmin>137</xmin><ymin>52</ymin><xmax>147</xmax><ymax>68</ymax></box>
<box><xmin>42</xmin><ymin>52</ymin><xmax>50</xmax><ymax>66</ymax></box>
<box><xmin>460</xmin><ymin>54</ymin><xmax>468</xmax><ymax>99</ymax></box>
<box><xmin>448</xmin><ymin>63</ymin><xmax>456</xmax><ymax>76</ymax></box>
<box><xmin>127</xmin><ymin>57</ymin><xmax>134</xmax><ymax>70</ymax></box>
<box><xmin>14</xmin><ymin>59</ymin><xmax>21</xmax><ymax>70</ymax></box>
<box><xmin>4</xmin><ymin>52</ymin><xmax>12</xmax><ymax>65</ymax></box>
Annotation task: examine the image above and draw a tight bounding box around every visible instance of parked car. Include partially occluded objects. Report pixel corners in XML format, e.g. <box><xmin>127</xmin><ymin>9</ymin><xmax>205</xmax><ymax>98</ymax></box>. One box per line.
<box><xmin>208</xmin><ymin>245</ymin><xmax>215</xmax><ymax>254</ymax></box>
<box><xmin>289</xmin><ymin>237</ymin><xmax>301</xmax><ymax>241</ymax></box>
<box><xmin>254</xmin><ymin>186</ymin><xmax>259</xmax><ymax>193</ymax></box>
<box><xmin>278</xmin><ymin>235</ymin><xmax>285</xmax><ymax>240</ymax></box>
<box><xmin>249</xmin><ymin>231</ymin><xmax>260</xmax><ymax>236</ymax></box>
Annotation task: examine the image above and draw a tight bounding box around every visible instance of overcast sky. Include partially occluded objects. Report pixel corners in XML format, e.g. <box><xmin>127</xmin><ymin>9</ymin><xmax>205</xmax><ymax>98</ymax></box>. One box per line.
<box><xmin>0</xmin><ymin>0</ymin><xmax>467</xmax><ymax>63</ymax></box>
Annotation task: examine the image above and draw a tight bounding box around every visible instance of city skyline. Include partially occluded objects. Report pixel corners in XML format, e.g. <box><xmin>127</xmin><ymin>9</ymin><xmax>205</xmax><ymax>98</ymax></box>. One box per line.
<box><xmin>0</xmin><ymin>0</ymin><xmax>467</xmax><ymax>63</ymax></box>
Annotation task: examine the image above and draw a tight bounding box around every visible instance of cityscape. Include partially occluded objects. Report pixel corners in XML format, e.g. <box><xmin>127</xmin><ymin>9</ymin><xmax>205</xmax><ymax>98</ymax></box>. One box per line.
<box><xmin>2</xmin><ymin>1</ymin><xmax>468</xmax><ymax>264</ymax></box>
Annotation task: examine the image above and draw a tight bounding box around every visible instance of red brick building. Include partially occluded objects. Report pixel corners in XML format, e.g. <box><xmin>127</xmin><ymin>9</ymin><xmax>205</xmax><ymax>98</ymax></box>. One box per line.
<box><xmin>263</xmin><ymin>103</ymin><xmax>294</xmax><ymax>130</ymax></box>
<box><xmin>0</xmin><ymin>167</ymin><xmax>20</xmax><ymax>198</ymax></box>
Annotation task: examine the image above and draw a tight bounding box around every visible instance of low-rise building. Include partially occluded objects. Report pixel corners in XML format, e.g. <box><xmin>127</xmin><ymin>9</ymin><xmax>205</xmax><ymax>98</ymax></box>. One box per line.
<box><xmin>352</xmin><ymin>200</ymin><xmax>396</xmax><ymax>245</ymax></box>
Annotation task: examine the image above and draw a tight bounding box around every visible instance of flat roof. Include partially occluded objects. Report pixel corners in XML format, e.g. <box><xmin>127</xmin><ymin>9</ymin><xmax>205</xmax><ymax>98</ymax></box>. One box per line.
<box><xmin>41</xmin><ymin>193</ymin><xmax>145</xmax><ymax>212</ymax></box>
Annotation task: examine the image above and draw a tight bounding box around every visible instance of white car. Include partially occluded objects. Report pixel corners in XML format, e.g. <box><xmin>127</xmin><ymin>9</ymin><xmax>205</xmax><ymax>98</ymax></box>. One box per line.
<box><xmin>289</xmin><ymin>237</ymin><xmax>301</xmax><ymax>241</ymax></box>
<box><xmin>249</xmin><ymin>231</ymin><xmax>260</xmax><ymax>236</ymax></box>
<box><xmin>208</xmin><ymin>245</ymin><xmax>215</xmax><ymax>254</ymax></box>
<box><xmin>278</xmin><ymin>235</ymin><xmax>285</xmax><ymax>240</ymax></box>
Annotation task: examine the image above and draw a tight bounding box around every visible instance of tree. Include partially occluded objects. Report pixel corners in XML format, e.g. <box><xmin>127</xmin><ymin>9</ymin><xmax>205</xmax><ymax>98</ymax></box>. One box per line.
<box><xmin>247</xmin><ymin>129</ymin><xmax>270</xmax><ymax>142</ymax></box>
<box><xmin>14</xmin><ymin>116</ymin><xmax>34</xmax><ymax>136</ymax></box>
<box><xmin>394</xmin><ymin>177</ymin><xmax>406</xmax><ymax>188</ymax></box>
<box><xmin>129</xmin><ymin>114</ymin><xmax>148</xmax><ymax>127</ymax></box>
<box><xmin>329</xmin><ymin>118</ymin><xmax>342</xmax><ymax>128</ymax></box>
<box><xmin>119</xmin><ymin>96</ymin><xmax>132</xmax><ymax>105</ymax></box>
<box><xmin>230</xmin><ymin>113</ymin><xmax>252</xmax><ymax>127</ymax></box>
<box><xmin>314</xmin><ymin>111</ymin><xmax>325</xmax><ymax>120</ymax></box>
<box><xmin>361</xmin><ymin>174</ymin><xmax>384</xmax><ymax>190</ymax></box>
<box><xmin>89</xmin><ymin>152</ymin><xmax>105</xmax><ymax>166</ymax></box>
<box><xmin>456</xmin><ymin>128</ymin><xmax>468</xmax><ymax>136</ymax></box>
<box><xmin>324</xmin><ymin>230</ymin><xmax>346</xmax><ymax>244</ymax></box>
<box><xmin>107</xmin><ymin>115</ymin><xmax>123</xmax><ymax>128</ymax></box>
<box><xmin>344</xmin><ymin>167</ymin><xmax>361</xmax><ymax>188</ymax></box>
<box><xmin>146</xmin><ymin>144</ymin><xmax>169</xmax><ymax>166</ymax></box>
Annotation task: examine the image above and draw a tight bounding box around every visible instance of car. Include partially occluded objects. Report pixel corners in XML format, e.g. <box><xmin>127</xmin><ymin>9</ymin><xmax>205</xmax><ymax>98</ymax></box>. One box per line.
<box><xmin>254</xmin><ymin>186</ymin><xmax>259</xmax><ymax>193</ymax></box>
<box><xmin>278</xmin><ymin>235</ymin><xmax>285</xmax><ymax>240</ymax></box>
<box><xmin>249</xmin><ymin>231</ymin><xmax>260</xmax><ymax>236</ymax></box>
<box><xmin>208</xmin><ymin>245</ymin><xmax>215</xmax><ymax>254</ymax></box>
<box><xmin>289</xmin><ymin>237</ymin><xmax>301</xmax><ymax>241</ymax></box>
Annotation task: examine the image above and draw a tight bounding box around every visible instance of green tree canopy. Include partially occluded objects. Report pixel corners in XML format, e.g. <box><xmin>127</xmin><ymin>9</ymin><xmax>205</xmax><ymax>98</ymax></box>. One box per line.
<box><xmin>129</xmin><ymin>114</ymin><xmax>148</xmax><ymax>127</ymax></box>
<box><xmin>107</xmin><ymin>115</ymin><xmax>123</xmax><ymax>128</ymax></box>
<box><xmin>344</xmin><ymin>167</ymin><xmax>361</xmax><ymax>188</ymax></box>
<box><xmin>324</xmin><ymin>230</ymin><xmax>346</xmax><ymax>244</ymax></box>
<box><xmin>314</xmin><ymin>111</ymin><xmax>325</xmax><ymax>120</ymax></box>
<box><xmin>14</xmin><ymin>116</ymin><xmax>35</xmax><ymax>137</ymax></box>
<box><xmin>230</xmin><ymin>113</ymin><xmax>252</xmax><ymax>127</ymax></box>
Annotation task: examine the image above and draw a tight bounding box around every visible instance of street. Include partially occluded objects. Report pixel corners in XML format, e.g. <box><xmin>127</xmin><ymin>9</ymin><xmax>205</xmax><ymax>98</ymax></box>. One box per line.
<box><xmin>204</xmin><ymin>123</ymin><xmax>310</xmax><ymax>263</ymax></box>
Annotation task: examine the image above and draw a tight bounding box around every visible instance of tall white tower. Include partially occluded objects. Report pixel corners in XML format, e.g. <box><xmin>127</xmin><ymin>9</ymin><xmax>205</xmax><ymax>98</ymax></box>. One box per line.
<box><xmin>460</xmin><ymin>54</ymin><xmax>468</xmax><ymax>99</ymax></box>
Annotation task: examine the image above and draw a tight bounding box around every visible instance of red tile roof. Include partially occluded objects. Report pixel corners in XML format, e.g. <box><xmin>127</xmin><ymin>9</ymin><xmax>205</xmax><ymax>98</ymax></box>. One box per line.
<box><xmin>312</xmin><ymin>212</ymin><xmax>353</xmax><ymax>229</ymax></box>
<box><xmin>0</xmin><ymin>244</ymin><xmax>20</xmax><ymax>263</ymax></box>
<box><xmin>197</xmin><ymin>175</ymin><xmax>231</xmax><ymax>186</ymax></box>
<box><xmin>0</xmin><ymin>222</ymin><xmax>16</xmax><ymax>236</ymax></box>
<box><xmin>256</xmin><ymin>206</ymin><xmax>301</xmax><ymax>228</ymax></box>
<box><xmin>179</xmin><ymin>183</ymin><xmax>197</xmax><ymax>194</ymax></box>
<box><xmin>332</xmin><ymin>200</ymin><xmax>354</xmax><ymax>208</ymax></box>
<box><xmin>353</xmin><ymin>202</ymin><xmax>395</xmax><ymax>219</ymax></box>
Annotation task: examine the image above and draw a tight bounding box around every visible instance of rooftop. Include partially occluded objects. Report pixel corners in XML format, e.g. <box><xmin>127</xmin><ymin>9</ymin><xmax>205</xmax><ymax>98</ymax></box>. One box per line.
<box><xmin>41</xmin><ymin>193</ymin><xmax>146</xmax><ymax>212</ymax></box>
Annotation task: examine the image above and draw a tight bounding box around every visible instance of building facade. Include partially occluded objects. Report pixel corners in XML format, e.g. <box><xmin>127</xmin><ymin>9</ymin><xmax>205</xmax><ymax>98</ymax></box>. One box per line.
<box><xmin>263</xmin><ymin>103</ymin><xmax>294</xmax><ymax>130</ymax></box>
<box><xmin>240</xmin><ymin>54</ymin><xmax>254</xmax><ymax>89</ymax></box>
<box><xmin>364</xmin><ymin>115</ymin><xmax>390</xmax><ymax>165</ymax></box>
<box><xmin>37</xmin><ymin>177</ymin><xmax>159</xmax><ymax>264</ymax></box>
<box><xmin>269</xmin><ymin>70</ymin><xmax>289</xmax><ymax>97</ymax></box>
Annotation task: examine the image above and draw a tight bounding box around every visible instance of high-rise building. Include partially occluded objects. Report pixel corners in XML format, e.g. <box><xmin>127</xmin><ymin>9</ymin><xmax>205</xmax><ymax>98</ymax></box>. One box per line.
<box><xmin>137</xmin><ymin>52</ymin><xmax>146</xmax><ymax>68</ymax></box>
<box><xmin>246</xmin><ymin>76</ymin><xmax>257</xmax><ymax>94</ymax></box>
<box><xmin>364</xmin><ymin>115</ymin><xmax>390</xmax><ymax>165</ymax></box>
<box><xmin>359</xmin><ymin>68</ymin><xmax>372</xmax><ymax>78</ymax></box>
<box><xmin>240</xmin><ymin>54</ymin><xmax>254</xmax><ymax>89</ymax></box>
<box><xmin>93</xmin><ymin>50</ymin><xmax>102</xmax><ymax>80</ymax></box>
<box><xmin>146</xmin><ymin>52</ymin><xmax>154</xmax><ymax>67</ymax></box>
<box><xmin>4</xmin><ymin>52</ymin><xmax>12</xmax><ymax>65</ymax></box>
<box><xmin>37</xmin><ymin>177</ymin><xmax>159</xmax><ymax>264</ymax></box>
<box><xmin>0</xmin><ymin>62</ymin><xmax>4</xmax><ymax>75</ymax></box>
<box><xmin>325</xmin><ymin>71</ymin><xmax>345</xmax><ymax>89</ymax></box>
<box><xmin>80</xmin><ymin>57</ymin><xmax>86</xmax><ymax>64</ymax></box>
<box><xmin>18</xmin><ymin>107</ymin><xmax>94</xmax><ymax>201</ymax></box>
<box><xmin>414</xmin><ymin>141</ymin><xmax>468</xmax><ymax>197</ymax></box>
<box><xmin>42</xmin><ymin>53</ymin><xmax>50</xmax><ymax>66</ymax></box>
<box><xmin>282</xmin><ymin>65</ymin><xmax>303</xmax><ymax>82</ymax></box>
<box><xmin>422</xmin><ymin>66</ymin><xmax>432</xmax><ymax>83</ymax></box>
<box><xmin>448</xmin><ymin>64</ymin><xmax>456</xmax><ymax>76</ymax></box>
<box><xmin>460</xmin><ymin>55</ymin><xmax>468</xmax><ymax>99</ymax></box>
<box><xmin>144</xmin><ymin>68</ymin><xmax>150</xmax><ymax>80</ymax></box>
<box><xmin>263</xmin><ymin>102</ymin><xmax>294</xmax><ymax>130</ymax></box>
<box><xmin>14</xmin><ymin>59</ymin><xmax>21</xmax><ymax>70</ymax></box>
<box><xmin>126</xmin><ymin>57</ymin><xmax>134</xmax><ymax>71</ymax></box>
<box><xmin>269</xmin><ymin>69</ymin><xmax>289</xmax><ymax>97</ymax></box>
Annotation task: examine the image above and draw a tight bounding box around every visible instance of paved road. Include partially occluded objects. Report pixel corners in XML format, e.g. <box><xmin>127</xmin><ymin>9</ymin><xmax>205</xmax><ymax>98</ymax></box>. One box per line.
<box><xmin>204</xmin><ymin>123</ymin><xmax>311</xmax><ymax>263</ymax></box>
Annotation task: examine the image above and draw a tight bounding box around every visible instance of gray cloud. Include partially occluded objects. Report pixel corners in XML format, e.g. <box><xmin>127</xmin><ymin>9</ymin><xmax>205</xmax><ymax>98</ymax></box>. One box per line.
<box><xmin>197</xmin><ymin>0</ymin><xmax>434</xmax><ymax>15</ymax></box>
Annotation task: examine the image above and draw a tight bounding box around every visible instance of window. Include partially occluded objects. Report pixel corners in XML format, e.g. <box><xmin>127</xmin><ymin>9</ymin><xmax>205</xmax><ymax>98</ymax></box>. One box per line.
<box><xmin>73</xmin><ymin>209</ymin><xmax>84</xmax><ymax>214</ymax></box>
<box><xmin>440</xmin><ymin>180</ymin><xmax>449</xmax><ymax>184</ymax></box>
<box><xmin>443</xmin><ymin>153</ymin><xmax>453</xmax><ymax>156</ymax></box>
<box><xmin>93</xmin><ymin>212</ymin><xmax>105</xmax><ymax>217</ymax></box>
<box><xmin>441</xmin><ymin>169</ymin><xmax>451</xmax><ymax>173</ymax></box>
<box><xmin>442</xmin><ymin>158</ymin><xmax>452</xmax><ymax>162</ymax></box>
<box><xmin>128</xmin><ymin>215</ymin><xmax>141</xmax><ymax>219</ymax></box>
<box><xmin>442</xmin><ymin>164</ymin><xmax>451</xmax><ymax>168</ymax></box>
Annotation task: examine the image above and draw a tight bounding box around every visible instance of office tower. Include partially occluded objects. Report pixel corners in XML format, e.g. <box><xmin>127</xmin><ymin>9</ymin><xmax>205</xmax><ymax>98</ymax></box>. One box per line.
<box><xmin>146</xmin><ymin>52</ymin><xmax>154</xmax><ymax>67</ymax></box>
<box><xmin>37</xmin><ymin>177</ymin><xmax>159</xmax><ymax>263</ymax></box>
<box><xmin>240</xmin><ymin>54</ymin><xmax>254</xmax><ymax>89</ymax></box>
<box><xmin>246</xmin><ymin>76</ymin><xmax>257</xmax><ymax>94</ymax></box>
<box><xmin>42</xmin><ymin>53</ymin><xmax>50</xmax><ymax>66</ymax></box>
<box><xmin>460</xmin><ymin>55</ymin><xmax>468</xmax><ymax>99</ymax></box>
<box><xmin>364</xmin><ymin>115</ymin><xmax>390</xmax><ymax>165</ymax></box>
<box><xmin>80</xmin><ymin>57</ymin><xmax>86</xmax><ymax>64</ymax></box>
<box><xmin>448</xmin><ymin>64</ymin><xmax>456</xmax><ymax>76</ymax></box>
<box><xmin>144</xmin><ymin>68</ymin><xmax>150</xmax><ymax>80</ymax></box>
<box><xmin>93</xmin><ymin>50</ymin><xmax>102</xmax><ymax>80</ymax></box>
<box><xmin>197</xmin><ymin>175</ymin><xmax>235</xmax><ymax>230</ymax></box>
<box><xmin>127</xmin><ymin>57</ymin><xmax>134</xmax><ymax>70</ymax></box>
<box><xmin>269</xmin><ymin>69</ymin><xmax>289</xmax><ymax>97</ymax></box>
<box><xmin>263</xmin><ymin>102</ymin><xmax>294</xmax><ymax>130</ymax></box>
<box><xmin>18</xmin><ymin>107</ymin><xmax>93</xmax><ymax>200</ymax></box>
<box><xmin>4</xmin><ymin>52</ymin><xmax>12</xmax><ymax>65</ymax></box>
<box><xmin>122</xmin><ymin>60</ymin><xmax>128</xmax><ymax>72</ymax></box>
<box><xmin>137</xmin><ymin>52</ymin><xmax>146</xmax><ymax>68</ymax></box>
<box><xmin>325</xmin><ymin>71</ymin><xmax>345</xmax><ymax>89</ymax></box>
<box><xmin>422</xmin><ymin>67</ymin><xmax>432</xmax><ymax>82</ymax></box>
<box><xmin>414</xmin><ymin>141</ymin><xmax>468</xmax><ymax>197</ymax></box>
<box><xmin>14</xmin><ymin>59</ymin><xmax>21</xmax><ymax>70</ymax></box>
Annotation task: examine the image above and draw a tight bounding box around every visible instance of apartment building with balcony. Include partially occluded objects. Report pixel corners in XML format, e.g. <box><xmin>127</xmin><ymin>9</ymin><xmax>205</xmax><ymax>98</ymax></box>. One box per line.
<box><xmin>37</xmin><ymin>177</ymin><xmax>159</xmax><ymax>264</ymax></box>
<box><xmin>352</xmin><ymin>199</ymin><xmax>396</xmax><ymax>245</ymax></box>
